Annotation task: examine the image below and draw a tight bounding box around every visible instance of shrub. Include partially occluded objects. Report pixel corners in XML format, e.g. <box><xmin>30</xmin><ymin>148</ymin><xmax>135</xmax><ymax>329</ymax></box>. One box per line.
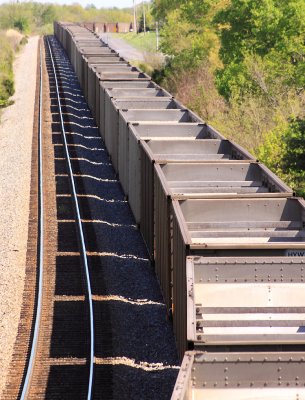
<box><xmin>0</xmin><ymin>32</ymin><xmax>15</xmax><ymax>107</ymax></box>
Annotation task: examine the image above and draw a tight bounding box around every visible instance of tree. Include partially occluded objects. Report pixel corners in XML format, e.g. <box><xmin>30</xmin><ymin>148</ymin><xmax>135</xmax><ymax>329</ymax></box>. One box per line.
<box><xmin>214</xmin><ymin>0</ymin><xmax>305</xmax><ymax>100</ymax></box>
<box><xmin>257</xmin><ymin>117</ymin><xmax>305</xmax><ymax>197</ymax></box>
<box><xmin>13</xmin><ymin>16</ymin><xmax>30</xmax><ymax>33</ymax></box>
<box><xmin>283</xmin><ymin>118</ymin><xmax>305</xmax><ymax>196</ymax></box>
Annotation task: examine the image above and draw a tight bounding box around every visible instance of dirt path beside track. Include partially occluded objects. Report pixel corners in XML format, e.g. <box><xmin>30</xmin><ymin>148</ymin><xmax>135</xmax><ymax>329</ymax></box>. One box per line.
<box><xmin>0</xmin><ymin>35</ymin><xmax>39</xmax><ymax>397</ymax></box>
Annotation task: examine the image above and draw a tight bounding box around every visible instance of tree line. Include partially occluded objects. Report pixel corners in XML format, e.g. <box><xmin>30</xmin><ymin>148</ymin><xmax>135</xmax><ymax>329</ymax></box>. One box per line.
<box><xmin>0</xmin><ymin>3</ymin><xmax>134</xmax><ymax>108</ymax></box>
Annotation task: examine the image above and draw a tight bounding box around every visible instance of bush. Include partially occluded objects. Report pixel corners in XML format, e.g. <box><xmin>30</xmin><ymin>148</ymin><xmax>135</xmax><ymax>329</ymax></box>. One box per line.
<box><xmin>0</xmin><ymin>32</ymin><xmax>15</xmax><ymax>107</ymax></box>
<box><xmin>257</xmin><ymin>118</ymin><xmax>305</xmax><ymax>197</ymax></box>
<box><xmin>13</xmin><ymin>16</ymin><xmax>30</xmax><ymax>33</ymax></box>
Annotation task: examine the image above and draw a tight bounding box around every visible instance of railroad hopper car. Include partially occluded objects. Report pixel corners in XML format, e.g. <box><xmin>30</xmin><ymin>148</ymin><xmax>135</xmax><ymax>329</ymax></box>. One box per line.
<box><xmin>87</xmin><ymin>64</ymin><xmax>148</xmax><ymax>117</ymax></box>
<box><xmin>80</xmin><ymin>22</ymin><xmax>95</xmax><ymax>31</ymax></box>
<box><xmin>105</xmin><ymin>88</ymin><xmax>174</xmax><ymax>171</ymax></box>
<box><xmin>86</xmin><ymin>57</ymin><xmax>127</xmax><ymax>116</ymax></box>
<box><xmin>97</xmin><ymin>80</ymin><xmax>156</xmax><ymax>130</ymax></box>
<box><xmin>171</xmin><ymin>197</ymin><xmax>305</xmax><ymax>358</ymax></box>
<box><xmin>173</xmin><ymin>351</ymin><xmax>305</xmax><ymax>399</ymax></box>
<box><xmin>87</xmin><ymin>62</ymin><xmax>132</xmax><ymax>114</ymax></box>
<box><xmin>80</xmin><ymin>52</ymin><xmax>119</xmax><ymax>97</ymax></box>
<box><xmin>104</xmin><ymin>98</ymin><xmax>183</xmax><ymax>163</ymax></box>
<box><xmin>153</xmin><ymin>162</ymin><xmax>293</xmax><ymax>308</ymax></box>
<box><xmin>75</xmin><ymin>47</ymin><xmax>117</xmax><ymax>95</ymax></box>
<box><xmin>140</xmin><ymin>135</ymin><xmax>254</xmax><ymax>258</ymax></box>
<box><xmin>54</xmin><ymin>22</ymin><xmax>305</xmax><ymax>400</ymax></box>
<box><xmin>118</xmin><ymin>111</ymin><xmax>205</xmax><ymax>221</ymax></box>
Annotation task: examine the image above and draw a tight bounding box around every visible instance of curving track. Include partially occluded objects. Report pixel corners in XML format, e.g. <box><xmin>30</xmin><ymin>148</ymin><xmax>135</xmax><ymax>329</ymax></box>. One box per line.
<box><xmin>5</xmin><ymin>36</ymin><xmax>179</xmax><ymax>400</ymax></box>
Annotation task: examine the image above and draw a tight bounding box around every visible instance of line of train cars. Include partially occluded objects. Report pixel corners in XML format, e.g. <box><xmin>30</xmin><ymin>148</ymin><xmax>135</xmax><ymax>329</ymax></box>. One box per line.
<box><xmin>54</xmin><ymin>22</ymin><xmax>305</xmax><ymax>400</ymax></box>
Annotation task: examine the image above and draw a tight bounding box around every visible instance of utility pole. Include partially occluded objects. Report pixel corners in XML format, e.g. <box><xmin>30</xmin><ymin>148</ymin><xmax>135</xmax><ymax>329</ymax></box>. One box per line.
<box><xmin>142</xmin><ymin>1</ymin><xmax>146</xmax><ymax>35</ymax></box>
<box><xmin>133</xmin><ymin>0</ymin><xmax>137</xmax><ymax>34</ymax></box>
<box><xmin>156</xmin><ymin>21</ymin><xmax>159</xmax><ymax>51</ymax></box>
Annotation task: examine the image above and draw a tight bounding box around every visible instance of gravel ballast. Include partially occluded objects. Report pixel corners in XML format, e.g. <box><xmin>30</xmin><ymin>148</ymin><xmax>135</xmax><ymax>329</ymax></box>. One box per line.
<box><xmin>0</xmin><ymin>36</ymin><xmax>38</xmax><ymax>396</ymax></box>
<box><xmin>49</xmin><ymin>37</ymin><xmax>179</xmax><ymax>398</ymax></box>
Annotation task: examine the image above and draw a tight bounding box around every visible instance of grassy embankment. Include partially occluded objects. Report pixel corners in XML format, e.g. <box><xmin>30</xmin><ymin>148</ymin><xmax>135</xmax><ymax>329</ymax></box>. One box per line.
<box><xmin>0</xmin><ymin>30</ymin><xmax>25</xmax><ymax>108</ymax></box>
<box><xmin>115</xmin><ymin>31</ymin><xmax>158</xmax><ymax>52</ymax></box>
<box><xmin>113</xmin><ymin>31</ymin><xmax>163</xmax><ymax>75</ymax></box>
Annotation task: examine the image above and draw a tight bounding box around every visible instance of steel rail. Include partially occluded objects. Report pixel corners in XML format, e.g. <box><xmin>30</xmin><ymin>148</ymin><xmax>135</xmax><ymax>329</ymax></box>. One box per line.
<box><xmin>46</xmin><ymin>37</ymin><xmax>94</xmax><ymax>400</ymax></box>
<box><xmin>20</xmin><ymin>42</ymin><xmax>44</xmax><ymax>400</ymax></box>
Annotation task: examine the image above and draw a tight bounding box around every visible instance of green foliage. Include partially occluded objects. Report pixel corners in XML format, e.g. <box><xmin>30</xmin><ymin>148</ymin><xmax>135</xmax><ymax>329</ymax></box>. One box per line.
<box><xmin>0</xmin><ymin>32</ymin><xmax>14</xmax><ymax>107</ymax></box>
<box><xmin>0</xmin><ymin>2</ymin><xmax>134</xmax><ymax>107</ymax></box>
<box><xmin>152</xmin><ymin>0</ymin><xmax>304</xmax><ymax>195</ymax></box>
<box><xmin>138</xmin><ymin>3</ymin><xmax>155</xmax><ymax>32</ymax></box>
<box><xmin>283</xmin><ymin>118</ymin><xmax>305</xmax><ymax>196</ymax></box>
<box><xmin>215</xmin><ymin>0</ymin><xmax>305</xmax><ymax>100</ymax></box>
<box><xmin>13</xmin><ymin>16</ymin><xmax>30</xmax><ymax>33</ymax></box>
<box><xmin>257</xmin><ymin>118</ymin><xmax>305</xmax><ymax>197</ymax></box>
<box><xmin>0</xmin><ymin>2</ymin><xmax>134</xmax><ymax>35</ymax></box>
<box><xmin>152</xmin><ymin>1</ymin><xmax>223</xmax><ymax>82</ymax></box>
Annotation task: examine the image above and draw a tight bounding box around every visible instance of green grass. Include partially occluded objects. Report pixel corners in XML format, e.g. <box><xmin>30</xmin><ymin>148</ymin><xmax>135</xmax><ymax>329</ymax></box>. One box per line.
<box><xmin>0</xmin><ymin>33</ymin><xmax>14</xmax><ymax>108</ymax></box>
<box><xmin>114</xmin><ymin>31</ymin><xmax>159</xmax><ymax>53</ymax></box>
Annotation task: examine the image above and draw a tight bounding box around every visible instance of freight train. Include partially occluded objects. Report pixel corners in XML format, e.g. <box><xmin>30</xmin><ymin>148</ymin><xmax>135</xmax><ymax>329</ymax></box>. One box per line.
<box><xmin>54</xmin><ymin>21</ymin><xmax>305</xmax><ymax>399</ymax></box>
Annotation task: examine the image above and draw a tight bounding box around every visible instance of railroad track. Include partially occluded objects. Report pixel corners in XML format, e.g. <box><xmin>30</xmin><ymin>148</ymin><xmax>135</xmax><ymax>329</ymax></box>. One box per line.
<box><xmin>4</xmin><ymin>35</ymin><xmax>178</xmax><ymax>400</ymax></box>
<box><xmin>14</xmin><ymin>37</ymin><xmax>93</xmax><ymax>399</ymax></box>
